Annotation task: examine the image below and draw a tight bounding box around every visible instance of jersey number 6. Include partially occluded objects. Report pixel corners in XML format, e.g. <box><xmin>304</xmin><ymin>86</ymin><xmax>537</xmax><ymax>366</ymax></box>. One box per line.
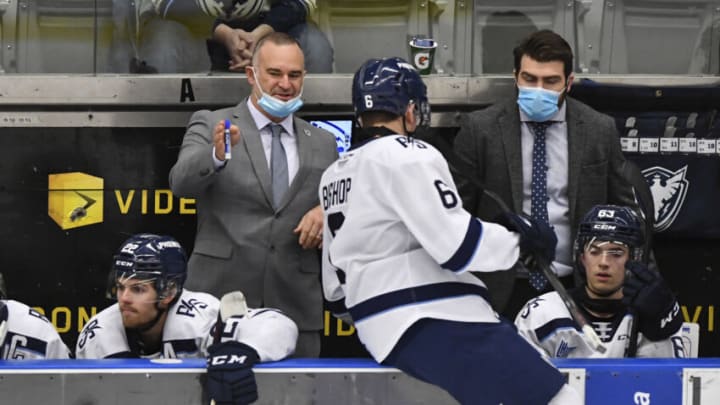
<box><xmin>434</xmin><ymin>180</ymin><xmax>458</xmax><ymax>209</ymax></box>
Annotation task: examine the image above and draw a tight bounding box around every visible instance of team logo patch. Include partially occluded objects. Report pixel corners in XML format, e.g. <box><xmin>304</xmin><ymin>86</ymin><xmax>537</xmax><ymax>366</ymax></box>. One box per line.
<box><xmin>642</xmin><ymin>165</ymin><xmax>689</xmax><ymax>232</ymax></box>
<box><xmin>555</xmin><ymin>340</ymin><xmax>576</xmax><ymax>358</ymax></box>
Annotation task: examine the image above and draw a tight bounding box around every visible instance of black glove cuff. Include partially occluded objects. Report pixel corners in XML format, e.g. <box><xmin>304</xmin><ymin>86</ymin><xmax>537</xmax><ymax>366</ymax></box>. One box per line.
<box><xmin>637</xmin><ymin>300</ymin><xmax>682</xmax><ymax>341</ymax></box>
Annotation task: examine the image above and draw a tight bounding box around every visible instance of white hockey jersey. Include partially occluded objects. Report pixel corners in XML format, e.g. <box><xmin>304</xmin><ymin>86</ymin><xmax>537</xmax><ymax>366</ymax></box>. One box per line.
<box><xmin>320</xmin><ymin>135</ymin><xmax>522</xmax><ymax>362</ymax></box>
<box><xmin>75</xmin><ymin>289</ymin><xmax>297</xmax><ymax>361</ymax></box>
<box><xmin>514</xmin><ymin>291</ymin><xmax>686</xmax><ymax>358</ymax></box>
<box><xmin>0</xmin><ymin>299</ymin><xmax>70</xmax><ymax>359</ymax></box>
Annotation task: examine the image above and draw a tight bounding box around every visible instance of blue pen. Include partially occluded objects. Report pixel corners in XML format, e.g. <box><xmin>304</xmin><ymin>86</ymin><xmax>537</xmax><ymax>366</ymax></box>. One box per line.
<box><xmin>224</xmin><ymin>119</ymin><xmax>232</xmax><ymax>160</ymax></box>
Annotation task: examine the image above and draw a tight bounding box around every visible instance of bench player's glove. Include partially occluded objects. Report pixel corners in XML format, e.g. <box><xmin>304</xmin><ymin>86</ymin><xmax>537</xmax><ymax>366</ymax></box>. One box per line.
<box><xmin>623</xmin><ymin>261</ymin><xmax>682</xmax><ymax>340</ymax></box>
<box><xmin>206</xmin><ymin>341</ymin><xmax>259</xmax><ymax>405</ymax></box>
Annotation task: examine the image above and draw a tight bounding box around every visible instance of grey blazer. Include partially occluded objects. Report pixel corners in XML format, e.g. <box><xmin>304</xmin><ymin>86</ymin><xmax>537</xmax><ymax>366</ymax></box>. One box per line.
<box><xmin>169</xmin><ymin>99</ymin><xmax>338</xmax><ymax>331</ymax></box>
<box><xmin>453</xmin><ymin>96</ymin><xmax>637</xmax><ymax>309</ymax></box>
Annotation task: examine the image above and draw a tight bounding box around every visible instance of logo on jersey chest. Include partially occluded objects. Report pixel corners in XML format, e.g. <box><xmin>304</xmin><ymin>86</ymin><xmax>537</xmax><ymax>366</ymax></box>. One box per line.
<box><xmin>176</xmin><ymin>298</ymin><xmax>208</xmax><ymax>317</ymax></box>
<box><xmin>555</xmin><ymin>340</ymin><xmax>577</xmax><ymax>357</ymax></box>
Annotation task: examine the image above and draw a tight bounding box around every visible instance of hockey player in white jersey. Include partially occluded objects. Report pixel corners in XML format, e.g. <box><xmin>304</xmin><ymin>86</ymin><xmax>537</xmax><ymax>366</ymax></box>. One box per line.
<box><xmin>76</xmin><ymin>234</ymin><xmax>298</xmax><ymax>405</ymax></box>
<box><xmin>319</xmin><ymin>57</ymin><xmax>581</xmax><ymax>405</ymax></box>
<box><xmin>515</xmin><ymin>205</ymin><xmax>685</xmax><ymax>358</ymax></box>
<box><xmin>0</xmin><ymin>275</ymin><xmax>71</xmax><ymax>360</ymax></box>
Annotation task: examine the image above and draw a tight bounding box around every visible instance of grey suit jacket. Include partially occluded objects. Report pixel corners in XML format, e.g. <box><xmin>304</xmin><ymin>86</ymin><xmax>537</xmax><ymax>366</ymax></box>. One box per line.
<box><xmin>169</xmin><ymin>99</ymin><xmax>338</xmax><ymax>331</ymax></box>
<box><xmin>453</xmin><ymin>96</ymin><xmax>637</xmax><ymax>309</ymax></box>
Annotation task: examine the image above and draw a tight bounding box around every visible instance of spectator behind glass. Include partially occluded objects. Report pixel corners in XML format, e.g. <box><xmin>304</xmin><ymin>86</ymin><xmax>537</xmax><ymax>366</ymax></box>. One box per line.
<box><xmin>515</xmin><ymin>205</ymin><xmax>684</xmax><ymax>359</ymax></box>
<box><xmin>206</xmin><ymin>0</ymin><xmax>334</xmax><ymax>73</ymax></box>
<box><xmin>110</xmin><ymin>0</ymin><xmax>214</xmax><ymax>73</ymax></box>
<box><xmin>481</xmin><ymin>11</ymin><xmax>537</xmax><ymax>73</ymax></box>
<box><xmin>0</xmin><ymin>272</ymin><xmax>71</xmax><ymax>359</ymax></box>
<box><xmin>109</xmin><ymin>1</ymin><xmax>333</xmax><ymax>74</ymax></box>
<box><xmin>169</xmin><ymin>32</ymin><xmax>338</xmax><ymax>357</ymax></box>
<box><xmin>453</xmin><ymin>30</ymin><xmax>640</xmax><ymax>318</ymax></box>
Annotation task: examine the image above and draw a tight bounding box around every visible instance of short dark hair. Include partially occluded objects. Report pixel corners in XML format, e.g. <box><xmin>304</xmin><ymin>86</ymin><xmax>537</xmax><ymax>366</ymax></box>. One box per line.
<box><xmin>252</xmin><ymin>32</ymin><xmax>303</xmax><ymax>66</ymax></box>
<box><xmin>513</xmin><ymin>30</ymin><xmax>573</xmax><ymax>79</ymax></box>
<box><xmin>359</xmin><ymin>111</ymin><xmax>400</xmax><ymax>127</ymax></box>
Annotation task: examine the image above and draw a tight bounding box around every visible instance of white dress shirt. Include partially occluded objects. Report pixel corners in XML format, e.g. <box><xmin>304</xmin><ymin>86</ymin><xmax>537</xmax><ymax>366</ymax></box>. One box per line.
<box><xmin>519</xmin><ymin>102</ymin><xmax>573</xmax><ymax>277</ymax></box>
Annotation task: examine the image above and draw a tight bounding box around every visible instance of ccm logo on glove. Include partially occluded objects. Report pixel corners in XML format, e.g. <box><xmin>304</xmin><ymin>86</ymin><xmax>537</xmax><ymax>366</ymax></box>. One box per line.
<box><xmin>209</xmin><ymin>354</ymin><xmax>250</xmax><ymax>366</ymax></box>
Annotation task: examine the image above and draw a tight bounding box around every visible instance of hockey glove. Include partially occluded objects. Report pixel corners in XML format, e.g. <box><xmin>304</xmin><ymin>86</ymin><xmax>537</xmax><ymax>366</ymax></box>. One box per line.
<box><xmin>494</xmin><ymin>212</ymin><xmax>557</xmax><ymax>264</ymax></box>
<box><xmin>206</xmin><ymin>341</ymin><xmax>260</xmax><ymax>405</ymax></box>
<box><xmin>622</xmin><ymin>261</ymin><xmax>682</xmax><ymax>341</ymax></box>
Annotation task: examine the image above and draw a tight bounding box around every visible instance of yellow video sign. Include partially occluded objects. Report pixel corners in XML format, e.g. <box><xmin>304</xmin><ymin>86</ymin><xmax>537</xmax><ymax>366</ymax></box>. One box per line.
<box><xmin>48</xmin><ymin>172</ymin><xmax>104</xmax><ymax>230</ymax></box>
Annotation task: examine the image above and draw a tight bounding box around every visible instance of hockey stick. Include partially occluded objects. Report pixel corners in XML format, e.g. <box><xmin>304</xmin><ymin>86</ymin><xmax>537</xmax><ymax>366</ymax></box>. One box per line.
<box><xmin>213</xmin><ymin>291</ymin><xmax>249</xmax><ymax>344</ymax></box>
<box><xmin>210</xmin><ymin>291</ymin><xmax>250</xmax><ymax>405</ymax></box>
<box><xmin>426</xmin><ymin>134</ymin><xmax>606</xmax><ymax>353</ymax></box>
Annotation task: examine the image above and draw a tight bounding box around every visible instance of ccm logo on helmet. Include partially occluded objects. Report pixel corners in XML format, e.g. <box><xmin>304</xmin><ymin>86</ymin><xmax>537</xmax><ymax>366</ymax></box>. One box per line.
<box><xmin>209</xmin><ymin>354</ymin><xmax>249</xmax><ymax>366</ymax></box>
<box><xmin>592</xmin><ymin>224</ymin><xmax>617</xmax><ymax>231</ymax></box>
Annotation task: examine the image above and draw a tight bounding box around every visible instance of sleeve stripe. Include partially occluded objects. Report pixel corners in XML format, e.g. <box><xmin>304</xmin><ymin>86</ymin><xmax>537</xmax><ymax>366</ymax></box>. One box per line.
<box><xmin>535</xmin><ymin>318</ymin><xmax>579</xmax><ymax>342</ymax></box>
<box><xmin>440</xmin><ymin>217</ymin><xmax>482</xmax><ymax>272</ymax></box>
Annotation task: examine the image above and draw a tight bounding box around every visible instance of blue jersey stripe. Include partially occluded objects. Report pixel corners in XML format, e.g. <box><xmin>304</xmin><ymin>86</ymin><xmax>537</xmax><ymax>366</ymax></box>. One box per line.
<box><xmin>348</xmin><ymin>282</ymin><xmax>490</xmax><ymax>322</ymax></box>
<box><xmin>440</xmin><ymin>218</ymin><xmax>482</xmax><ymax>272</ymax></box>
<box><xmin>535</xmin><ymin>318</ymin><xmax>579</xmax><ymax>342</ymax></box>
<box><xmin>3</xmin><ymin>331</ymin><xmax>49</xmax><ymax>357</ymax></box>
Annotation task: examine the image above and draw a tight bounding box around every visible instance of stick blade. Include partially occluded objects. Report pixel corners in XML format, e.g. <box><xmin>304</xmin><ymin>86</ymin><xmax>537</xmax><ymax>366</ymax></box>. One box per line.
<box><xmin>582</xmin><ymin>324</ymin><xmax>607</xmax><ymax>354</ymax></box>
<box><xmin>219</xmin><ymin>291</ymin><xmax>248</xmax><ymax>322</ymax></box>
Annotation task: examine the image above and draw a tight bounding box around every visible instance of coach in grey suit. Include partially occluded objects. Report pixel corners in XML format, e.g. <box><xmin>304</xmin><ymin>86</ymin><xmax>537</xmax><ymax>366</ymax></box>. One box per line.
<box><xmin>454</xmin><ymin>30</ymin><xmax>638</xmax><ymax>317</ymax></box>
<box><xmin>169</xmin><ymin>33</ymin><xmax>338</xmax><ymax>357</ymax></box>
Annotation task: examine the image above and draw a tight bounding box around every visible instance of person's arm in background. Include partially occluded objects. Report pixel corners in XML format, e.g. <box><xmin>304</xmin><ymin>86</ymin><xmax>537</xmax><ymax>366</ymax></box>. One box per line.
<box><xmin>169</xmin><ymin>111</ymin><xmax>240</xmax><ymax>198</ymax></box>
<box><xmin>212</xmin><ymin>0</ymin><xmax>312</xmax><ymax>71</ymax></box>
<box><xmin>452</xmin><ymin>112</ymin><xmax>482</xmax><ymax>213</ymax></box>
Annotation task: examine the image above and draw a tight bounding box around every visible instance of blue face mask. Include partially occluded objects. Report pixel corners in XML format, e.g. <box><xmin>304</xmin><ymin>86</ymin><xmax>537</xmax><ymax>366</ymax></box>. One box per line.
<box><xmin>253</xmin><ymin>68</ymin><xmax>304</xmax><ymax>118</ymax></box>
<box><xmin>517</xmin><ymin>86</ymin><xmax>564</xmax><ymax>122</ymax></box>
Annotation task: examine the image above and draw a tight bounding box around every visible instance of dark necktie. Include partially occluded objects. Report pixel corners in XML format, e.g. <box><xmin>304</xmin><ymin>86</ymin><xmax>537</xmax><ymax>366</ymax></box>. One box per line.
<box><xmin>270</xmin><ymin>124</ymin><xmax>288</xmax><ymax>208</ymax></box>
<box><xmin>528</xmin><ymin>121</ymin><xmax>552</xmax><ymax>291</ymax></box>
